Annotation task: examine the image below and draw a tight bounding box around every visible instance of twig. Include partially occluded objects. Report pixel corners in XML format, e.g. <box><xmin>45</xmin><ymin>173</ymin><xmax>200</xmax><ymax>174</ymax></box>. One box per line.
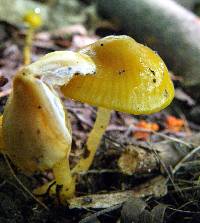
<box><xmin>170</xmin><ymin>185</ymin><xmax>200</xmax><ymax>193</ymax></box>
<box><xmin>148</xmin><ymin>142</ymin><xmax>184</xmax><ymax>197</ymax></box>
<box><xmin>68</xmin><ymin>107</ymin><xmax>93</xmax><ymax>128</ymax></box>
<box><xmin>103</xmin><ymin>135</ymin><xmax>125</xmax><ymax>149</ymax></box>
<box><xmin>3</xmin><ymin>154</ymin><xmax>49</xmax><ymax>210</ymax></box>
<box><xmin>79</xmin><ymin>168</ymin><xmax>120</xmax><ymax>175</ymax></box>
<box><xmin>172</xmin><ymin>145</ymin><xmax>200</xmax><ymax>174</ymax></box>
<box><xmin>130</xmin><ymin>125</ymin><xmax>194</xmax><ymax>147</ymax></box>
<box><xmin>151</xmin><ymin>130</ymin><xmax>193</xmax><ymax>148</ymax></box>
<box><xmin>179</xmin><ymin>160</ymin><xmax>200</xmax><ymax>170</ymax></box>
<box><xmin>167</xmin><ymin>206</ymin><xmax>200</xmax><ymax>216</ymax></box>
<box><xmin>79</xmin><ymin>204</ymin><xmax>121</xmax><ymax>223</ymax></box>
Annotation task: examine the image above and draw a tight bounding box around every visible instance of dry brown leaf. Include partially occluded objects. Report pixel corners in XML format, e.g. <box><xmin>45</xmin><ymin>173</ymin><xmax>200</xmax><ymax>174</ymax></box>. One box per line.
<box><xmin>68</xmin><ymin>176</ymin><xmax>167</xmax><ymax>209</ymax></box>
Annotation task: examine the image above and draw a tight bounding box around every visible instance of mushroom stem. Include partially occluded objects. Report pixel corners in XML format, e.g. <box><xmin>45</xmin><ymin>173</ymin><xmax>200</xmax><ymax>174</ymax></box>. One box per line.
<box><xmin>72</xmin><ymin>107</ymin><xmax>111</xmax><ymax>174</ymax></box>
<box><xmin>34</xmin><ymin>155</ymin><xmax>76</xmax><ymax>199</ymax></box>
<box><xmin>23</xmin><ymin>27</ymin><xmax>34</xmax><ymax>65</ymax></box>
<box><xmin>53</xmin><ymin>156</ymin><xmax>75</xmax><ymax>199</ymax></box>
<box><xmin>0</xmin><ymin>115</ymin><xmax>4</xmax><ymax>152</ymax></box>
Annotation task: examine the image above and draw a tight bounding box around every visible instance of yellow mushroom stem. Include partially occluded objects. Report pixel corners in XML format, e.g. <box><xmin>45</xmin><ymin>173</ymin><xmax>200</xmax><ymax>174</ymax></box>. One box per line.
<box><xmin>0</xmin><ymin>115</ymin><xmax>4</xmax><ymax>152</ymax></box>
<box><xmin>23</xmin><ymin>10</ymin><xmax>42</xmax><ymax>65</ymax></box>
<box><xmin>72</xmin><ymin>107</ymin><xmax>111</xmax><ymax>174</ymax></box>
<box><xmin>53</xmin><ymin>157</ymin><xmax>76</xmax><ymax>199</ymax></box>
<box><xmin>34</xmin><ymin>159</ymin><xmax>76</xmax><ymax>201</ymax></box>
<box><xmin>23</xmin><ymin>27</ymin><xmax>34</xmax><ymax>65</ymax></box>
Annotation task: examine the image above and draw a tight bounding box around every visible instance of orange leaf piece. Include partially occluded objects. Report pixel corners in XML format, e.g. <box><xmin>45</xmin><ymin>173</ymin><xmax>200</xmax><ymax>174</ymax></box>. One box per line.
<box><xmin>134</xmin><ymin>120</ymin><xmax>159</xmax><ymax>141</ymax></box>
<box><xmin>165</xmin><ymin>115</ymin><xmax>184</xmax><ymax>132</ymax></box>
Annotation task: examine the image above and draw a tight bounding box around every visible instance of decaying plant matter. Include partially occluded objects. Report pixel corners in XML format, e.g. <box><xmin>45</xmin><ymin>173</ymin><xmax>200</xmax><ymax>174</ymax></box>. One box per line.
<box><xmin>0</xmin><ymin>35</ymin><xmax>174</xmax><ymax>202</ymax></box>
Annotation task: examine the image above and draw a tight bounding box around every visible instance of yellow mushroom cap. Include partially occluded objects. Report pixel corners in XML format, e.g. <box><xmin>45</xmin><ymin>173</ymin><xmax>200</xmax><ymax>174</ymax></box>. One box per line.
<box><xmin>23</xmin><ymin>10</ymin><xmax>42</xmax><ymax>28</ymax></box>
<box><xmin>61</xmin><ymin>35</ymin><xmax>174</xmax><ymax>115</ymax></box>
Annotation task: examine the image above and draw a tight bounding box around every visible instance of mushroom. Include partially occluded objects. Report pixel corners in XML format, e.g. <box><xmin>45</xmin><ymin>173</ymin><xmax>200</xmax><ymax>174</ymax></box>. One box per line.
<box><xmin>23</xmin><ymin>9</ymin><xmax>43</xmax><ymax>29</ymax></box>
<box><xmin>61</xmin><ymin>35</ymin><xmax>174</xmax><ymax>175</ymax></box>
<box><xmin>0</xmin><ymin>116</ymin><xmax>4</xmax><ymax>152</ymax></box>
<box><xmin>2</xmin><ymin>51</ymin><xmax>96</xmax><ymax>199</ymax></box>
<box><xmin>23</xmin><ymin>9</ymin><xmax>43</xmax><ymax>65</ymax></box>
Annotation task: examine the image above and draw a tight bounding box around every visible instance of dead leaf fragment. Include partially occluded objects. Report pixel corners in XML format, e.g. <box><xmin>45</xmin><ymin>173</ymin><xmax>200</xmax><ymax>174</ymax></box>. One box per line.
<box><xmin>118</xmin><ymin>147</ymin><xmax>138</xmax><ymax>175</ymax></box>
<box><xmin>151</xmin><ymin>203</ymin><xmax>168</xmax><ymax>223</ymax></box>
<box><xmin>118</xmin><ymin>145</ymin><xmax>157</xmax><ymax>175</ymax></box>
<box><xmin>68</xmin><ymin>176</ymin><xmax>167</xmax><ymax>209</ymax></box>
<box><xmin>121</xmin><ymin>198</ymin><xmax>147</xmax><ymax>223</ymax></box>
<box><xmin>121</xmin><ymin>198</ymin><xmax>167</xmax><ymax>223</ymax></box>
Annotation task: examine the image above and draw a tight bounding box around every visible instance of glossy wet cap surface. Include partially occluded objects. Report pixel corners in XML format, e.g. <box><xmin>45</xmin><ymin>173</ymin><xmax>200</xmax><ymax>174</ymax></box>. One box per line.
<box><xmin>61</xmin><ymin>35</ymin><xmax>174</xmax><ymax>114</ymax></box>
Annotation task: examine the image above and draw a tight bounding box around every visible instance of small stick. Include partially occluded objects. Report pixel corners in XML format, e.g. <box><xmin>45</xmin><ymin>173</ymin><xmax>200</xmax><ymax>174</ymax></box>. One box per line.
<box><xmin>172</xmin><ymin>145</ymin><xmax>200</xmax><ymax>174</ymax></box>
<box><xmin>79</xmin><ymin>204</ymin><xmax>121</xmax><ymax>223</ymax></box>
